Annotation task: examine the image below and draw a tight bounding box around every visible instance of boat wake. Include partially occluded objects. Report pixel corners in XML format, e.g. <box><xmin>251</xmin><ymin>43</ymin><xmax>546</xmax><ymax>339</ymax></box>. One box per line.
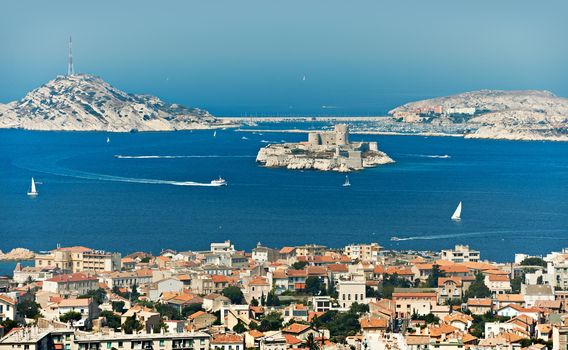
<box><xmin>13</xmin><ymin>155</ymin><xmax>226</xmax><ymax>187</ymax></box>
<box><xmin>391</xmin><ymin>229</ymin><xmax>565</xmax><ymax>241</ymax></box>
<box><xmin>114</xmin><ymin>155</ymin><xmax>254</xmax><ymax>159</ymax></box>
<box><xmin>411</xmin><ymin>154</ymin><xmax>451</xmax><ymax>159</ymax></box>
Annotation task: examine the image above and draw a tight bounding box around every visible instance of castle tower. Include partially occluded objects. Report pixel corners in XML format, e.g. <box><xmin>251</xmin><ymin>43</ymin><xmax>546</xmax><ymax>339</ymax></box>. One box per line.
<box><xmin>308</xmin><ymin>132</ymin><xmax>321</xmax><ymax>147</ymax></box>
<box><xmin>335</xmin><ymin>124</ymin><xmax>349</xmax><ymax>146</ymax></box>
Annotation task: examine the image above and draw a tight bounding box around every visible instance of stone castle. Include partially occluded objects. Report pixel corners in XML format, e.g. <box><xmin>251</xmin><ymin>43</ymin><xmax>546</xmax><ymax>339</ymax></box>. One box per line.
<box><xmin>256</xmin><ymin>124</ymin><xmax>393</xmax><ymax>172</ymax></box>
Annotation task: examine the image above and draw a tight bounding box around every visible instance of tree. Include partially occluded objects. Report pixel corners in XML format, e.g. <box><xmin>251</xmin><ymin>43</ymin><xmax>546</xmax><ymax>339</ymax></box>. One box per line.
<box><xmin>313</xmin><ymin>310</ymin><xmax>360</xmax><ymax>343</ymax></box>
<box><xmin>17</xmin><ymin>300</ymin><xmax>41</xmax><ymax>319</ymax></box>
<box><xmin>520</xmin><ymin>257</ymin><xmax>547</xmax><ymax>268</ymax></box>
<box><xmin>112</xmin><ymin>286</ymin><xmax>130</xmax><ymax>299</ymax></box>
<box><xmin>79</xmin><ymin>288</ymin><xmax>106</xmax><ymax>305</ymax></box>
<box><xmin>464</xmin><ymin>272</ymin><xmax>491</xmax><ymax>300</ymax></box>
<box><xmin>258</xmin><ymin>312</ymin><xmax>283</xmax><ymax>332</ymax></box>
<box><xmin>251</xmin><ymin>297</ymin><xmax>259</xmax><ymax>307</ymax></box>
<box><xmin>0</xmin><ymin>319</ymin><xmax>18</xmax><ymax>333</ymax></box>
<box><xmin>112</xmin><ymin>301</ymin><xmax>126</xmax><ymax>313</ymax></box>
<box><xmin>181</xmin><ymin>304</ymin><xmax>204</xmax><ymax>318</ymax></box>
<box><xmin>156</xmin><ymin>304</ymin><xmax>182</xmax><ymax>320</ymax></box>
<box><xmin>233</xmin><ymin>322</ymin><xmax>247</xmax><ymax>333</ymax></box>
<box><xmin>349</xmin><ymin>303</ymin><xmax>369</xmax><ymax>315</ymax></box>
<box><xmin>426</xmin><ymin>265</ymin><xmax>445</xmax><ymax>288</ymax></box>
<box><xmin>222</xmin><ymin>286</ymin><xmax>245</xmax><ymax>304</ymax></box>
<box><xmin>305</xmin><ymin>276</ymin><xmax>324</xmax><ymax>296</ymax></box>
<box><xmin>260</xmin><ymin>292</ymin><xmax>266</xmax><ymax>306</ymax></box>
<box><xmin>122</xmin><ymin>315</ymin><xmax>143</xmax><ymax>334</ymax></box>
<box><xmin>306</xmin><ymin>333</ymin><xmax>320</xmax><ymax>350</ymax></box>
<box><xmin>130</xmin><ymin>284</ymin><xmax>140</xmax><ymax>301</ymax></box>
<box><xmin>100</xmin><ymin>310</ymin><xmax>121</xmax><ymax>330</ymax></box>
<box><xmin>292</xmin><ymin>261</ymin><xmax>308</xmax><ymax>270</ymax></box>
<box><xmin>266</xmin><ymin>291</ymin><xmax>280</xmax><ymax>306</ymax></box>
<box><xmin>60</xmin><ymin>311</ymin><xmax>82</xmax><ymax>323</ymax></box>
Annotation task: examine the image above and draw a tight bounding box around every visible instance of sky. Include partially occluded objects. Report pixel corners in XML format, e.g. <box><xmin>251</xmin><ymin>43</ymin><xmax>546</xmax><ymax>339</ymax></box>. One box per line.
<box><xmin>0</xmin><ymin>0</ymin><xmax>567</xmax><ymax>116</ymax></box>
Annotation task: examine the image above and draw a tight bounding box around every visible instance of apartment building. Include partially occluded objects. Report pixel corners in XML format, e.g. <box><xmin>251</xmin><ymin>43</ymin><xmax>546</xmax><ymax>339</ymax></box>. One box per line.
<box><xmin>42</xmin><ymin>273</ymin><xmax>99</xmax><ymax>296</ymax></box>
<box><xmin>337</xmin><ymin>279</ymin><xmax>366</xmax><ymax>309</ymax></box>
<box><xmin>35</xmin><ymin>246</ymin><xmax>121</xmax><ymax>273</ymax></box>
<box><xmin>440</xmin><ymin>245</ymin><xmax>480</xmax><ymax>263</ymax></box>
<box><xmin>344</xmin><ymin>243</ymin><xmax>383</xmax><ymax>262</ymax></box>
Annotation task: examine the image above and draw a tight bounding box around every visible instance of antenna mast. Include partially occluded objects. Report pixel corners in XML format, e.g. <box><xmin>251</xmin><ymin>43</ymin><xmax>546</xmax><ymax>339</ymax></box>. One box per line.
<box><xmin>67</xmin><ymin>36</ymin><xmax>75</xmax><ymax>76</ymax></box>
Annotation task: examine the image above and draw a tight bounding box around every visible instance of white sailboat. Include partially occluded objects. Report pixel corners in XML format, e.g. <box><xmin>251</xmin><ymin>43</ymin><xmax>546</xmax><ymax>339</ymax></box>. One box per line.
<box><xmin>451</xmin><ymin>201</ymin><xmax>462</xmax><ymax>220</ymax></box>
<box><xmin>27</xmin><ymin>177</ymin><xmax>38</xmax><ymax>196</ymax></box>
<box><xmin>342</xmin><ymin>175</ymin><xmax>351</xmax><ymax>187</ymax></box>
<box><xmin>213</xmin><ymin>130</ymin><xmax>217</xmax><ymax>137</ymax></box>
<box><xmin>106</xmin><ymin>136</ymin><xmax>110</xmax><ymax>144</ymax></box>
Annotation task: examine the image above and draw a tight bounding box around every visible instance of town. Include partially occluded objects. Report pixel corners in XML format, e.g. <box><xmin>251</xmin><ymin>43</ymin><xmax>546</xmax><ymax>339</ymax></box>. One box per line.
<box><xmin>1</xmin><ymin>242</ymin><xmax>568</xmax><ymax>350</ymax></box>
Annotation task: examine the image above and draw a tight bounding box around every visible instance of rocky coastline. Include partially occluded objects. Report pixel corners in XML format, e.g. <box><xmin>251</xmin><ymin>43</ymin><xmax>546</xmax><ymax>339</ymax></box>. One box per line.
<box><xmin>0</xmin><ymin>248</ymin><xmax>36</xmax><ymax>261</ymax></box>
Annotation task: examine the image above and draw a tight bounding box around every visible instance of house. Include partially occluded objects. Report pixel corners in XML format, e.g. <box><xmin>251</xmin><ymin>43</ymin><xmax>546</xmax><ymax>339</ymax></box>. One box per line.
<box><xmin>42</xmin><ymin>273</ymin><xmax>99</xmax><ymax>296</ymax></box>
<box><xmin>359</xmin><ymin>317</ymin><xmax>388</xmax><ymax>334</ymax></box>
<box><xmin>437</xmin><ymin>277</ymin><xmax>463</xmax><ymax>303</ymax></box>
<box><xmin>282</xmin><ymin>303</ymin><xmax>309</xmax><ymax>324</ymax></box>
<box><xmin>146</xmin><ymin>277</ymin><xmax>184</xmax><ymax>301</ymax></box>
<box><xmin>211</xmin><ymin>333</ymin><xmax>244</xmax><ymax>350</ymax></box>
<box><xmin>282</xmin><ymin>323</ymin><xmax>318</xmax><ymax>341</ymax></box>
<box><xmin>54</xmin><ymin>298</ymin><xmax>99</xmax><ymax>324</ymax></box>
<box><xmin>245</xmin><ymin>277</ymin><xmax>271</xmax><ymax>303</ymax></box>
<box><xmin>467</xmin><ymin>298</ymin><xmax>493</xmax><ymax>315</ymax></box>
<box><xmin>496</xmin><ymin>304</ymin><xmax>541</xmax><ymax>321</ymax></box>
<box><xmin>0</xmin><ymin>295</ymin><xmax>16</xmax><ymax>322</ymax></box>
<box><xmin>338</xmin><ymin>279</ymin><xmax>367</xmax><ymax>309</ymax></box>
<box><xmin>522</xmin><ymin>284</ymin><xmax>555</xmax><ymax>307</ymax></box>
<box><xmin>121</xmin><ymin>305</ymin><xmax>161</xmax><ymax>333</ymax></box>
<box><xmin>279</xmin><ymin>247</ymin><xmax>297</xmax><ymax>264</ymax></box>
<box><xmin>312</xmin><ymin>296</ymin><xmax>332</xmax><ymax>313</ymax></box>
<box><xmin>188</xmin><ymin>310</ymin><xmax>217</xmax><ymax>330</ymax></box>
<box><xmin>203</xmin><ymin>293</ymin><xmax>230</xmax><ymax>312</ymax></box>
<box><xmin>245</xmin><ymin>330</ymin><xmax>265</xmax><ymax>348</ymax></box>
<box><xmin>392</xmin><ymin>290</ymin><xmax>437</xmax><ymax>318</ymax></box>
<box><xmin>485</xmin><ymin>275</ymin><xmax>512</xmax><ymax>296</ymax></box>
<box><xmin>443</xmin><ymin>312</ymin><xmax>473</xmax><ymax>332</ymax></box>
<box><xmin>495</xmin><ymin>294</ymin><xmax>525</xmax><ymax>309</ymax></box>
<box><xmin>271</xmin><ymin>270</ymin><xmax>289</xmax><ymax>295</ymax></box>
<box><xmin>252</xmin><ymin>243</ymin><xmax>278</xmax><ymax>263</ymax></box>
<box><xmin>260</xmin><ymin>333</ymin><xmax>288</xmax><ymax>350</ymax></box>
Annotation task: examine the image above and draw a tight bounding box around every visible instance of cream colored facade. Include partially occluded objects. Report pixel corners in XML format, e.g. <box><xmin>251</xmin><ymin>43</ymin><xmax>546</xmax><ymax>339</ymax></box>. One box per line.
<box><xmin>344</xmin><ymin>243</ymin><xmax>382</xmax><ymax>262</ymax></box>
<box><xmin>35</xmin><ymin>246</ymin><xmax>121</xmax><ymax>273</ymax></box>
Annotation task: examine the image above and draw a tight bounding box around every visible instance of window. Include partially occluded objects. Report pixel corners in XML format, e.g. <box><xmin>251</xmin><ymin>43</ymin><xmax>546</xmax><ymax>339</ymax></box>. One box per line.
<box><xmin>160</xmin><ymin>340</ymin><xmax>165</xmax><ymax>347</ymax></box>
<box><xmin>107</xmin><ymin>342</ymin><xmax>112</xmax><ymax>349</ymax></box>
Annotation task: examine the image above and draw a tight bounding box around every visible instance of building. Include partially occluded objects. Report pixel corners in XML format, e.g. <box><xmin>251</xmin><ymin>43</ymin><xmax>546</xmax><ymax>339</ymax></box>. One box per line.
<box><xmin>485</xmin><ymin>275</ymin><xmax>512</xmax><ymax>296</ymax></box>
<box><xmin>211</xmin><ymin>333</ymin><xmax>244</xmax><ymax>350</ymax></box>
<box><xmin>344</xmin><ymin>243</ymin><xmax>383</xmax><ymax>262</ymax></box>
<box><xmin>392</xmin><ymin>291</ymin><xmax>437</xmax><ymax>318</ymax></box>
<box><xmin>440</xmin><ymin>245</ymin><xmax>480</xmax><ymax>263</ymax></box>
<box><xmin>522</xmin><ymin>284</ymin><xmax>555</xmax><ymax>307</ymax></box>
<box><xmin>99</xmin><ymin>269</ymin><xmax>153</xmax><ymax>289</ymax></box>
<box><xmin>35</xmin><ymin>246</ymin><xmax>121</xmax><ymax>273</ymax></box>
<box><xmin>42</xmin><ymin>273</ymin><xmax>99</xmax><ymax>296</ymax></box>
<box><xmin>252</xmin><ymin>242</ymin><xmax>279</xmax><ymax>263</ymax></box>
<box><xmin>337</xmin><ymin>279</ymin><xmax>366</xmax><ymax>309</ymax></box>
<box><xmin>295</xmin><ymin>244</ymin><xmax>327</xmax><ymax>257</ymax></box>
<box><xmin>437</xmin><ymin>277</ymin><xmax>463</xmax><ymax>304</ymax></box>
<box><xmin>0</xmin><ymin>295</ymin><xmax>16</xmax><ymax>322</ymax></box>
<box><xmin>211</xmin><ymin>241</ymin><xmax>235</xmax><ymax>254</ymax></box>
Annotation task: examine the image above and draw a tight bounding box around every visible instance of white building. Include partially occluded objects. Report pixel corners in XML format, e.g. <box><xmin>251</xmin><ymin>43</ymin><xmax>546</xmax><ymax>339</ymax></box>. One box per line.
<box><xmin>0</xmin><ymin>295</ymin><xmax>16</xmax><ymax>322</ymax></box>
<box><xmin>441</xmin><ymin>245</ymin><xmax>480</xmax><ymax>263</ymax></box>
<box><xmin>344</xmin><ymin>243</ymin><xmax>382</xmax><ymax>262</ymax></box>
<box><xmin>42</xmin><ymin>273</ymin><xmax>99</xmax><ymax>296</ymax></box>
<box><xmin>338</xmin><ymin>279</ymin><xmax>367</xmax><ymax>309</ymax></box>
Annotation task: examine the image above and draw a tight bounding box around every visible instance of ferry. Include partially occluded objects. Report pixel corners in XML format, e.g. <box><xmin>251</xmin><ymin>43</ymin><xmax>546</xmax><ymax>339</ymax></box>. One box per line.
<box><xmin>211</xmin><ymin>177</ymin><xmax>228</xmax><ymax>186</ymax></box>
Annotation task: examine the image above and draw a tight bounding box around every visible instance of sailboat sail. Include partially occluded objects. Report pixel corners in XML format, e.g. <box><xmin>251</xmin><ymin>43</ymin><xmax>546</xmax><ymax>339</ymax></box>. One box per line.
<box><xmin>451</xmin><ymin>201</ymin><xmax>462</xmax><ymax>220</ymax></box>
<box><xmin>343</xmin><ymin>175</ymin><xmax>351</xmax><ymax>187</ymax></box>
<box><xmin>27</xmin><ymin>177</ymin><xmax>38</xmax><ymax>196</ymax></box>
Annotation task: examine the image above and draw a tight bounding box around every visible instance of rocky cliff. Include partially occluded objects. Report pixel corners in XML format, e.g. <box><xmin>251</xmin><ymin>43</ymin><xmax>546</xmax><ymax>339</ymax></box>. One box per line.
<box><xmin>0</xmin><ymin>74</ymin><xmax>236</xmax><ymax>132</ymax></box>
<box><xmin>389</xmin><ymin>90</ymin><xmax>568</xmax><ymax>141</ymax></box>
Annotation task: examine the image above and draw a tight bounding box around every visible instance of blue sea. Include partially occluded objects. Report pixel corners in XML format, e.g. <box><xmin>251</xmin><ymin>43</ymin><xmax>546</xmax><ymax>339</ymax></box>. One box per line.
<box><xmin>1</xmin><ymin>126</ymin><xmax>567</xmax><ymax>276</ymax></box>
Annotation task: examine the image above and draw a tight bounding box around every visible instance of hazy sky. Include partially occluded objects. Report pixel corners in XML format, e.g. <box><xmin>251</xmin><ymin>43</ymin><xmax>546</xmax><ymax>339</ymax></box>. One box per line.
<box><xmin>1</xmin><ymin>0</ymin><xmax>567</xmax><ymax>115</ymax></box>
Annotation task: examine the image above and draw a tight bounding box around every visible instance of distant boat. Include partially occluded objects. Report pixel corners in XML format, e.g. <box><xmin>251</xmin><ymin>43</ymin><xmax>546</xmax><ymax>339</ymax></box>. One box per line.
<box><xmin>213</xmin><ymin>130</ymin><xmax>217</xmax><ymax>137</ymax></box>
<box><xmin>241</xmin><ymin>136</ymin><xmax>248</xmax><ymax>140</ymax></box>
<box><xmin>451</xmin><ymin>201</ymin><xmax>462</xmax><ymax>220</ymax></box>
<box><xmin>390</xmin><ymin>236</ymin><xmax>401</xmax><ymax>241</ymax></box>
<box><xmin>342</xmin><ymin>175</ymin><xmax>351</xmax><ymax>187</ymax></box>
<box><xmin>106</xmin><ymin>136</ymin><xmax>110</xmax><ymax>144</ymax></box>
<box><xmin>27</xmin><ymin>177</ymin><xmax>38</xmax><ymax>196</ymax></box>
<box><xmin>211</xmin><ymin>177</ymin><xmax>227</xmax><ymax>186</ymax></box>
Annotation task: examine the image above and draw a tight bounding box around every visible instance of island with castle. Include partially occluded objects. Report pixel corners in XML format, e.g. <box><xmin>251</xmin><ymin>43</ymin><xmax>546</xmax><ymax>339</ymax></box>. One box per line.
<box><xmin>256</xmin><ymin>124</ymin><xmax>394</xmax><ymax>172</ymax></box>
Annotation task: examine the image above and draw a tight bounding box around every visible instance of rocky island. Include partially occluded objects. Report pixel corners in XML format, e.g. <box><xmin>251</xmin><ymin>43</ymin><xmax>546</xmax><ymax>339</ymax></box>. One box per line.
<box><xmin>0</xmin><ymin>74</ymin><xmax>237</xmax><ymax>132</ymax></box>
<box><xmin>256</xmin><ymin>124</ymin><xmax>394</xmax><ymax>172</ymax></box>
<box><xmin>389</xmin><ymin>90</ymin><xmax>568</xmax><ymax>141</ymax></box>
<box><xmin>0</xmin><ymin>248</ymin><xmax>35</xmax><ymax>261</ymax></box>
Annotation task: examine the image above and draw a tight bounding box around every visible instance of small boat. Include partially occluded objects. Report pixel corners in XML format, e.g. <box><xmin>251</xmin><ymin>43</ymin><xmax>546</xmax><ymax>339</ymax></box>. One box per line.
<box><xmin>106</xmin><ymin>136</ymin><xmax>110</xmax><ymax>144</ymax></box>
<box><xmin>27</xmin><ymin>177</ymin><xmax>39</xmax><ymax>196</ymax></box>
<box><xmin>213</xmin><ymin>131</ymin><xmax>217</xmax><ymax>137</ymax></box>
<box><xmin>342</xmin><ymin>175</ymin><xmax>351</xmax><ymax>187</ymax></box>
<box><xmin>390</xmin><ymin>236</ymin><xmax>401</xmax><ymax>241</ymax></box>
<box><xmin>211</xmin><ymin>177</ymin><xmax>227</xmax><ymax>186</ymax></box>
<box><xmin>451</xmin><ymin>201</ymin><xmax>462</xmax><ymax>220</ymax></box>
<box><xmin>241</xmin><ymin>136</ymin><xmax>248</xmax><ymax>140</ymax></box>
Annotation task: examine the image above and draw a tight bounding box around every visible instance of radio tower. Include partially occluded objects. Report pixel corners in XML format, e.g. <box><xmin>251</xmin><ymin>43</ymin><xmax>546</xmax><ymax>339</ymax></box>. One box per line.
<box><xmin>67</xmin><ymin>36</ymin><xmax>75</xmax><ymax>76</ymax></box>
